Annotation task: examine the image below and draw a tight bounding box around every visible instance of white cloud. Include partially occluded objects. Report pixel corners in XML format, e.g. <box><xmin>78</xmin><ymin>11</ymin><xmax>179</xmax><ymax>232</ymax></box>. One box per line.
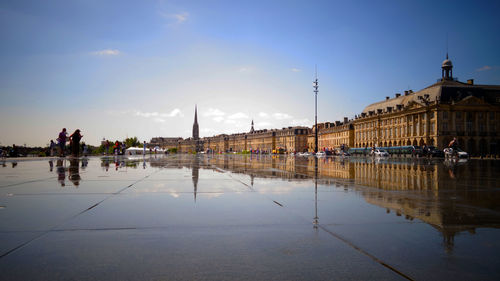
<box><xmin>225</xmin><ymin>119</ymin><xmax>237</xmax><ymax>124</ymax></box>
<box><xmin>134</xmin><ymin>109</ymin><xmax>183</xmax><ymax>119</ymax></box>
<box><xmin>92</xmin><ymin>49</ymin><xmax>120</xmax><ymax>56</ymax></box>
<box><xmin>172</xmin><ymin>12</ymin><xmax>188</xmax><ymax>24</ymax></box>
<box><xmin>476</xmin><ymin>65</ymin><xmax>492</xmax><ymax>72</ymax></box>
<box><xmin>228</xmin><ymin>112</ymin><xmax>249</xmax><ymax>119</ymax></box>
<box><xmin>204</xmin><ymin>108</ymin><xmax>225</xmax><ymax>117</ymax></box>
<box><xmin>213</xmin><ymin>116</ymin><xmax>224</xmax><ymax>122</ymax></box>
<box><xmin>153</xmin><ymin>118</ymin><xmax>166</xmax><ymax>123</ymax></box>
<box><xmin>160</xmin><ymin>11</ymin><xmax>189</xmax><ymax>25</ymax></box>
<box><xmin>258</xmin><ymin>112</ymin><xmax>269</xmax><ymax>118</ymax></box>
<box><xmin>291</xmin><ymin>118</ymin><xmax>311</xmax><ymax>126</ymax></box>
<box><xmin>238</xmin><ymin>66</ymin><xmax>254</xmax><ymax>73</ymax></box>
<box><xmin>272</xmin><ymin>113</ymin><xmax>292</xmax><ymax>120</ymax></box>
<box><xmin>256</xmin><ymin>121</ymin><xmax>272</xmax><ymax>127</ymax></box>
<box><xmin>201</xmin><ymin>128</ymin><xmax>217</xmax><ymax>133</ymax></box>
<box><xmin>161</xmin><ymin>108</ymin><xmax>184</xmax><ymax>117</ymax></box>
<box><xmin>290</xmin><ymin>68</ymin><xmax>301</xmax><ymax>72</ymax></box>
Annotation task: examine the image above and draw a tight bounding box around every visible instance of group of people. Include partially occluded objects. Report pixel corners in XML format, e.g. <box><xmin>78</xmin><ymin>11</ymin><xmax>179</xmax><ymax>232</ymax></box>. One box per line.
<box><xmin>50</xmin><ymin>128</ymin><xmax>84</xmax><ymax>157</ymax></box>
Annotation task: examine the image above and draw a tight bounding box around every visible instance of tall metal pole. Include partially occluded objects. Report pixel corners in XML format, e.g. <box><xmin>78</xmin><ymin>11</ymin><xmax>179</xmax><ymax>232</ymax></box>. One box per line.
<box><xmin>313</xmin><ymin>66</ymin><xmax>319</xmax><ymax>153</ymax></box>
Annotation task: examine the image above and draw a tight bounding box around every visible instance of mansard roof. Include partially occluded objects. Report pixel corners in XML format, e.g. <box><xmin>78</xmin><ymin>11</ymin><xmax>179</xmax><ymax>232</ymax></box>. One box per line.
<box><xmin>362</xmin><ymin>80</ymin><xmax>500</xmax><ymax>114</ymax></box>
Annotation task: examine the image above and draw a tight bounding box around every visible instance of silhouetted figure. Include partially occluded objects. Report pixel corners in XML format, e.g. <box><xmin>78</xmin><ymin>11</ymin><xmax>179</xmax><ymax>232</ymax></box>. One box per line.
<box><xmin>49</xmin><ymin>140</ymin><xmax>56</xmax><ymax>156</ymax></box>
<box><xmin>10</xmin><ymin>144</ymin><xmax>19</xmax><ymax>157</ymax></box>
<box><xmin>70</xmin><ymin>129</ymin><xmax>83</xmax><ymax>157</ymax></box>
<box><xmin>49</xmin><ymin>160</ymin><xmax>54</xmax><ymax>172</ymax></box>
<box><xmin>58</xmin><ymin>128</ymin><xmax>68</xmax><ymax>156</ymax></box>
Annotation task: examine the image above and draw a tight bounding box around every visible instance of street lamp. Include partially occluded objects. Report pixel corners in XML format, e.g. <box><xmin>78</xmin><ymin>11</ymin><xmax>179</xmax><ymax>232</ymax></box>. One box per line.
<box><xmin>313</xmin><ymin>70</ymin><xmax>319</xmax><ymax>153</ymax></box>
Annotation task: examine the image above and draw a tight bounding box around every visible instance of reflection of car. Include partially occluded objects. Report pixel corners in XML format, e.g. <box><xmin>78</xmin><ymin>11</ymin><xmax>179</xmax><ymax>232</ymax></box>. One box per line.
<box><xmin>372</xmin><ymin>149</ymin><xmax>389</xmax><ymax>157</ymax></box>
<box><xmin>444</xmin><ymin>148</ymin><xmax>469</xmax><ymax>159</ymax></box>
<box><xmin>427</xmin><ymin>146</ymin><xmax>444</xmax><ymax>157</ymax></box>
<box><xmin>298</xmin><ymin>152</ymin><xmax>312</xmax><ymax>157</ymax></box>
<box><xmin>316</xmin><ymin>151</ymin><xmax>326</xmax><ymax>157</ymax></box>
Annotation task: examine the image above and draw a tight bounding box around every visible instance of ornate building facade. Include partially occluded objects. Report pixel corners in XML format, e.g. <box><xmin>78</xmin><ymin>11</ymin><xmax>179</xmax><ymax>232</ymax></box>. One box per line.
<box><xmin>353</xmin><ymin>55</ymin><xmax>500</xmax><ymax>155</ymax></box>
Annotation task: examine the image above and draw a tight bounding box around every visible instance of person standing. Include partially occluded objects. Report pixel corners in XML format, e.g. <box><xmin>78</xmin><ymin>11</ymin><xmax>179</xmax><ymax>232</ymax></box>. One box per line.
<box><xmin>69</xmin><ymin>129</ymin><xmax>83</xmax><ymax>157</ymax></box>
<box><xmin>49</xmin><ymin>140</ymin><xmax>56</xmax><ymax>156</ymax></box>
<box><xmin>143</xmin><ymin>141</ymin><xmax>147</xmax><ymax>155</ymax></box>
<box><xmin>58</xmin><ymin>128</ymin><xmax>68</xmax><ymax>157</ymax></box>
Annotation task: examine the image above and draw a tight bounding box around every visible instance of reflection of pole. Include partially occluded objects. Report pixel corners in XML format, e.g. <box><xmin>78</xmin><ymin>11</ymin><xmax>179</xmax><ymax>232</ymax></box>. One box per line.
<box><xmin>313</xmin><ymin>157</ymin><xmax>319</xmax><ymax>229</ymax></box>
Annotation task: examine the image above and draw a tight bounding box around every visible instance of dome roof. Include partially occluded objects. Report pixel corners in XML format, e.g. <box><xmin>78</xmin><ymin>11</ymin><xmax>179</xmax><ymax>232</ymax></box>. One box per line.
<box><xmin>442</xmin><ymin>58</ymin><xmax>453</xmax><ymax>68</ymax></box>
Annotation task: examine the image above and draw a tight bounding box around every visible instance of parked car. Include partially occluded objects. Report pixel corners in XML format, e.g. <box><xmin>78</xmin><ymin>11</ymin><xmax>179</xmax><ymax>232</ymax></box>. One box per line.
<box><xmin>427</xmin><ymin>146</ymin><xmax>444</xmax><ymax>157</ymax></box>
<box><xmin>316</xmin><ymin>151</ymin><xmax>326</xmax><ymax>157</ymax></box>
<box><xmin>372</xmin><ymin>149</ymin><xmax>390</xmax><ymax>157</ymax></box>
<box><xmin>443</xmin><ymin>147</ymin><xmax>469</xmax><ymax>159</ymax></box>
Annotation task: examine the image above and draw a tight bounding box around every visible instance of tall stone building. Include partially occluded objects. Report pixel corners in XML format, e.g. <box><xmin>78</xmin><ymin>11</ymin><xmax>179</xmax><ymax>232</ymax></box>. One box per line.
<box><xmin>353</xmin><ymin>55</ymin><xmax>500</xmax><ymax>155</ymax></box>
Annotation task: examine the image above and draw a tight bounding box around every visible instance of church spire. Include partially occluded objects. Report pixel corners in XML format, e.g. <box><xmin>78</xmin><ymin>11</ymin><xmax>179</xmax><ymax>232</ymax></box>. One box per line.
<box><xmin>192</xmin><ymin>105</ymin><xmax>199</xmax><ymax>140</ymax></box>
<box><xmin>250</xmin><ymin>119</ymin><xmax>254</xmax><ymax>133</ymax></box>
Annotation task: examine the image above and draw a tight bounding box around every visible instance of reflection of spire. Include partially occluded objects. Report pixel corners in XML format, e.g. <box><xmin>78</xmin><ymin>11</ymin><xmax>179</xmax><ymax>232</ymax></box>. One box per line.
<box><xmin>192</xmin><ymin>157</ymin><xmax>199</xmax><ymax>202</ymax></box>
<box><xmin>251</xmin><ymin>174</ymin><xmax>255</xmax><ymax>186</ymax></box>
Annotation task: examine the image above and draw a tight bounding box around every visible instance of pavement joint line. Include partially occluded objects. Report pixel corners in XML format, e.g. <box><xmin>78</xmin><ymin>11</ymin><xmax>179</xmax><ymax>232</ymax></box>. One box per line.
<box><xmin>318</xmin><ymin>225</ymin><xmax>415</xmax><ymax>281</ymax></box>
<box><xmin>0</xmin><ymin>169</ymin><xmax>160</xmax><ymax>260</ymax></box>
<box><xmin>0</xmin><ymin>177</ymin><xmax>58</xmax><ymax>188</ymax></box>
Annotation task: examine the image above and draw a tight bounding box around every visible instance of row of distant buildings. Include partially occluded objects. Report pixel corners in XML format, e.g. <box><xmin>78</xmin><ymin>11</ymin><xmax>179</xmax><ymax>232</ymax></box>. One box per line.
<box><xmin>151</xmin><ymin>56</ymin><xmax>500</xmax><ymax>156</ymax></box>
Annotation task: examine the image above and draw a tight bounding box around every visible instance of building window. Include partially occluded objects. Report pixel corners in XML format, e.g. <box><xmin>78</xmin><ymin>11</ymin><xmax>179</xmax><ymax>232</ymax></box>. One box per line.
<box><xmin>443</xmin><ymin>111</ymin><xmax>448</xmax><ymax>119</ymax></box>
<box><xmin>443</xmin><ymin>122</ymin><xmax>448</xmax><ymax>131</ymax></box>
<box><xmin>490</xmin><ymin>112</ymin><xmax>495</xmax><ymax>120</ymax></box>
<box><xmin>456</xmin><ymin>112</ymin><xmax>462</xmax><ymax>119</ymax></box>
<box><xmin>466</xmin><ymin>121</ymin><xmax>473</xmax><ymax>132</ymax></box>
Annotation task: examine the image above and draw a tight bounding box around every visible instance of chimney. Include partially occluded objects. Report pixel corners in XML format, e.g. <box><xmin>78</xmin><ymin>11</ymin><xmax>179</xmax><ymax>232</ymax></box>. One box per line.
<box><xmin>395</xmin><ymin>93</ymin><xmax>401</xmax><ymax>98</ymax></box>
<box><xmin>386</xmin><ymin>96</ymin><xmax>390</xmax><ymax>100</ymax></box>
<box><xmin>467</xmin><ymin>79</ymin><xmax>474</xmax><ymax>85</ymax></box>
<box><xmin>404</xmin><ymin>90</ymin><xmax>409</xmax><ymax>96</ymax></box>
<box><xmin>344</xmin><ymin>117</ymin><xmax>348</xmax><ymax>123</ymax></box>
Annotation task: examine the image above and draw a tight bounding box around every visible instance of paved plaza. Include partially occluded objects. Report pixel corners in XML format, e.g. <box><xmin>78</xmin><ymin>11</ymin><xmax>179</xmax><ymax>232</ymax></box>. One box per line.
<box><xmin>0</xmin><ymin>155</ymin><xmax>499</xmax><ymax>280</ymax></box>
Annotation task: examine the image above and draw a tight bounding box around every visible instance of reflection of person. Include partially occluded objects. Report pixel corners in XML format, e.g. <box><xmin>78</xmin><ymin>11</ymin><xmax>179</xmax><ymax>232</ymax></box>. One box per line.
<box><xmin>69</xmin><ymin>158</ymin><xmax>81</xmax><ymax>186</ymax></box>
<box><xmin>49</xmin><ymin>160</ymin><xmax>54</xmax><ymax>172</ymax></box>
<box><xmin>56</xmin><ymin>159</ymin><xmax>65</xmax><ymax>186</ymax></box>
<box><xmin>81</xmin><ymin>157</ymin><xmax>88</xmax><ymax>169</ymax></box>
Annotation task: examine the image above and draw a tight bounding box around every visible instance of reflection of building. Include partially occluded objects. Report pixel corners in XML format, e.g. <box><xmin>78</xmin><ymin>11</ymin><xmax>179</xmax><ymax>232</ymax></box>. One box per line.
<box><xmin>353</xmin><ymin>55</ymin><xmax>500</xmax><ymax>155</ymax></box>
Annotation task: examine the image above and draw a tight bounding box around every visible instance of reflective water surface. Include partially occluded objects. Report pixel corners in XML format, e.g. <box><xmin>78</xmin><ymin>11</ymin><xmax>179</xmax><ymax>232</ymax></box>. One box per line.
<box><xmin>0</xmin><ymin>155</ymin><xmax>499</xmax><ymax>280</ymax></box>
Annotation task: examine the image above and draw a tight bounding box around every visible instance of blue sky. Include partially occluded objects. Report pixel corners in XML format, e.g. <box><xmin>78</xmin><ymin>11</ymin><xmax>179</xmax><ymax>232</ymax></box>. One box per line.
<box><xmin>1</xmin><ymin>0</ymin><xmax>499</xmax><ymax>146</ymax></box>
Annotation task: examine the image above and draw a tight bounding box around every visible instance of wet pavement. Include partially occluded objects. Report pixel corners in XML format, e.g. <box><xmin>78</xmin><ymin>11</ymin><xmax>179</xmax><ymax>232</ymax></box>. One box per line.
<box><xmin>0</xmin><ymin>155</ymin><xmax>499</xmax><ymax>280</ymax></box>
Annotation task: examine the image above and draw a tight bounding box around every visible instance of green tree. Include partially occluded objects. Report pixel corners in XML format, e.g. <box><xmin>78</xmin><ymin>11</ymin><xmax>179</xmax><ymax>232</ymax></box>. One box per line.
<box><xmin>124</xmin><ymin>137</ymin><xmax>140</xmax><ymax>148</ymax></box>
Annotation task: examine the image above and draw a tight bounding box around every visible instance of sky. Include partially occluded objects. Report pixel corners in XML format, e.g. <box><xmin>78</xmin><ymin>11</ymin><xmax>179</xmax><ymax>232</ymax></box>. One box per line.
<box><xmin>1</xmin><ymin>0</ymin><xmax>499</xmax><ymax>147</ymax></box>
